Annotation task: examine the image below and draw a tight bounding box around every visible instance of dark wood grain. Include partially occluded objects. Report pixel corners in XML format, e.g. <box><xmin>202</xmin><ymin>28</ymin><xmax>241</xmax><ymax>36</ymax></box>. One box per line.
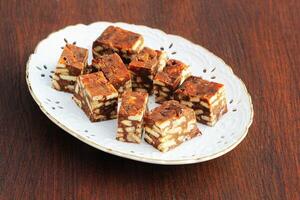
<box><xmin>0</xmin><ymin>0</ymin><xmax>299</xmax><ymax>199</ymax></box>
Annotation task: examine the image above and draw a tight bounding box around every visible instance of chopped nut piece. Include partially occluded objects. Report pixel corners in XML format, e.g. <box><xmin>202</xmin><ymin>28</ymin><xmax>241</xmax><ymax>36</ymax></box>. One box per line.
<box><xmin>52</xmin><ymin>80</ymin><xmax>61</xmax><ymax>90</ymax></box>
<box><xmin>121</xmin><ymin>120</ymin><xmax>132</xmax><ymax>126</ymax></box>
<box><xmin>145</xmin><ymin>127</ymin><xmax>160</xmax><ymax>138</ymax></box>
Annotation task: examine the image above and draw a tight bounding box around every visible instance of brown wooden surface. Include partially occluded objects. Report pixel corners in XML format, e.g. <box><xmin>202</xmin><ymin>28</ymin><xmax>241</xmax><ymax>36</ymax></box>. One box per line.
<box><xmin>0</xmin><ymin>0</ymin><xmax>299</xmax><ymax>199</ymax></box>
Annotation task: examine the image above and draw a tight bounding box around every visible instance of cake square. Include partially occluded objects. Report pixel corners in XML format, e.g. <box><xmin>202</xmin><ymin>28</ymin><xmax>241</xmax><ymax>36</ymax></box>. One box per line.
<box><xmin>144</xmin><ymin>100</ymin><xmax>201</xmax><ymax>152</ymax></box>
<box><xmin>116</xmin><ymin>91</ymin><xmax>149</xmax><ymax>143</ymax></box>
<box><xmin>128</xmin><ymin>47</ymin><xmax>167</xmax><ymax>94</ymax></box>
<box><xmin>91</xmin><ymin>53</ymin><xmax>132</xmax><ymax>95</ymax></box>
<box><xmin>73</xmin><ymin>72</ymin><xmax>118</xmax><ymax>122</ymax></box>
<box><xmin>153</xmin><ymin>59</ymin><xmax>190</xmax><ymax>103</ymax></box>
<box><xmin>92</xmin><ymin>26</ymin><xmax>144</xmax><ymax>63</ymax></box>
<box><xmin>174</xmin><ymin>76</ymin><xmax>228</xmax><ymax>126</ymax></box>
<box><xmin>52</xmin><ymin>44</ymin><xmax>88</xmax><ymax>93</ymax></box>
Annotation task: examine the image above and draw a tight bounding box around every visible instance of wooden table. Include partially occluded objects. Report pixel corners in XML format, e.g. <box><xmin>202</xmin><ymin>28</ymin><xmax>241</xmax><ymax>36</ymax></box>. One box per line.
<box><xmin>1</xmin><ymin>1</ymin><xmax>299</xmax><ymax>199</ymax></box>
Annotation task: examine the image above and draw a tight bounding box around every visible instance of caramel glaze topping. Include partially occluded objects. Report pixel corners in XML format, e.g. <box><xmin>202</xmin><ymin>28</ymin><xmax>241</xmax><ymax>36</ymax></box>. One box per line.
<box><xmin>175</xmin><ymin>76</ymin><xmax>224</xmax><ymax>102</ymax></box>
<box><xmin>79</xmin><ymin>72</ymin><xmax>117</xmax><ymax>97</ymax></box>
<box><xmin>119</xmin><ymin>91</ymin><xmax>148</xmax><ymax>117</ymax></box>
<box><xmin>154</xmin><ymin>59</ymin><xmax>188</xmax><ymax>89</ymax></box>
<box><xmin>128</xmin><ymin>47</ymin><xmax>161</xmax><ymax>76</ymax></box>
<box><xmin>145</xmin><ymin>100</ymin><xmax>193</xmax><ymax>126</ymax></box>
<box><xmin>96</xmin><ymin>26</ymin><xmax>142</xmax><ymax>51</ymax></box>
<box><xmin>59</xmin><ymin>44</ymin><xmax>88</xmax><ymax>70</ymax></box>
<box><xmin>92</xmin><ymin>53</ymin><xmax>131</xmax><ymax>89</ymax></box>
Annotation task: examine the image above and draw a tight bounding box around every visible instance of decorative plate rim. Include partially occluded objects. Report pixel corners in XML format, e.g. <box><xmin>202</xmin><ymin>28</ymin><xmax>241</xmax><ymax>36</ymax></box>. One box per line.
<box><xmin>25</xmin><ymin>21</ymin><xmax>254</xmax><ymax>165</ymax></box>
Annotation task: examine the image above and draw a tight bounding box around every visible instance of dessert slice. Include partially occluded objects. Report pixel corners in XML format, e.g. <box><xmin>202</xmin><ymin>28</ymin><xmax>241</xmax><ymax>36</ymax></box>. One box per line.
<box><xmin>92</xmin><ymin>26</ymin><xmax>144</xmax><ymax>63</ymax></box>
<box><xmin>73</xmin><ymin>72</ymin><xmax>118</xmax><ymax>122</ymax></box>
<box><xmin>128</xmin><ymin>47</ymin><xmax>167</xmax><ymax>94</ymax></box>
<box><xmin>144</xmin><ymin>100</ymin><xmax>201</xmax><ymax>152</ymax></box>
<box><xmin>153</xmin><ymin>59</ymin><xmax>190</xmax><ymax>103</ymax></box>
<box><xmin>52</xmin><ymin>44</ymin><xmax>88</xmax><ymax>93</ymax></box>
<box><xmin>116</xmin><ymin>91</ymin><xmax>149</xmax><ymax>143</ymax></box>
<box><xmin>91</xmin><ymin>53</ymin><xmax>131</xmax><ymax>96</ymax></box>
<box><xmin>174</xmin><ymin>76</ymin><xmax>227</xmax><ymax>126</ymax></box>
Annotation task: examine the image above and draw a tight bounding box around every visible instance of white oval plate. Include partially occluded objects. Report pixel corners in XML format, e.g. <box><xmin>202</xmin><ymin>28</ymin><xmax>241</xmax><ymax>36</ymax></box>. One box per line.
<box><xmin>26</xmin><ymin>22</ymin><xmax>253</xmax><ymax>165</ymax></box>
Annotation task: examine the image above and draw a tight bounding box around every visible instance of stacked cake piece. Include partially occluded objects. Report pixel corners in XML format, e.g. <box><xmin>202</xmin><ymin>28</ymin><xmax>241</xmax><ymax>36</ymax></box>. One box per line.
<box><xmin>144</xmin><ymin>100</ymin><xmax>200</xmax><ymax>152</ymax></box>
<box><xmin>92</xmin><ymin>26</ymin><xmax>144</xmax><ymax>63</ymax></box>
<box><xmin>116</xmin><ymin>91</ymin><xmax>148</xmax><ymax>143</ymax></box>
<box><xmin>174</xmin><ymin>76</ymin><xmax>227</xmax><ymax>126</ymax></box>
<box><xmin>73</xmin><ymin>72</ymin><xmax>118</xmax><ymax>122</ymax></box>
<box><xmin>52</xmin><ymin>44</ymin><xmax>88</xmax><ymax>93</ymax></box>
<box><xmin>128</xmin><ymin>47</ymin><xmax>167</xmax><ymax>94</ymax></box>
<box><xmin>153</xmin><ymin>59</ymin><xmax>190</xmax><ymax>103</ymax></box>
<box><xmin>90</xmin><ymin>53</ymin><xmax>132</xmax><ymax>96</ymax></box>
